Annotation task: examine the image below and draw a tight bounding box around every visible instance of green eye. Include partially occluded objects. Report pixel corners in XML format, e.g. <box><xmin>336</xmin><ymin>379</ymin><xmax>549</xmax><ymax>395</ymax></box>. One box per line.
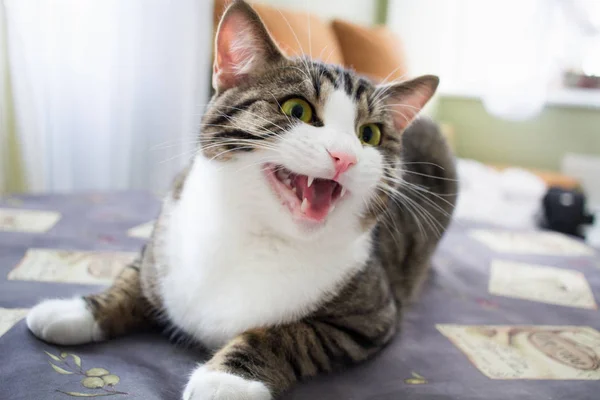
<box><xmin>281</xmin><ymin>98</ymin><xmax>313</xmax><ymax>123</ymax></box>
<box><xmin>358</xmin><ymin>123</ymin><xmax>382</xmax><ymax>146</ymax></box>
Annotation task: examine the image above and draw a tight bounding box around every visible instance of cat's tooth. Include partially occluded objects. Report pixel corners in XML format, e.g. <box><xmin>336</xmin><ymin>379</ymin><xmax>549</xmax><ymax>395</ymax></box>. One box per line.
<box><xmin>301</xmin><ymin>198</ymin><xmax>309</xmax><ymax>213</ymax></box>
<box><xmin>341</xmin><ymin>187</ymin><xmax>347</xmax><ymax>197</ymax></box>
<box><xmin>307</xmin><ymin>176</ymin><xmax>314</xmax><ymax>187</ymax></box>
<box><xmin>283</xmin><ymin>178</ymin><xmax>291</xmax><ymax>187</ymax></box>
<box><xmin>330</xmin><ymin>205</ymin><xmax>335</xmax><ymax>213</ymax></box>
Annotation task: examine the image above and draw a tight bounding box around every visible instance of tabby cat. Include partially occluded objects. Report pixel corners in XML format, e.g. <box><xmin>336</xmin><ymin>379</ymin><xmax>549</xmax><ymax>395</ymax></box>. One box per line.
<box><xmin>27</xmin><ymin>1</ymin><xmax>457</xmax><ymax>399</ymax></box>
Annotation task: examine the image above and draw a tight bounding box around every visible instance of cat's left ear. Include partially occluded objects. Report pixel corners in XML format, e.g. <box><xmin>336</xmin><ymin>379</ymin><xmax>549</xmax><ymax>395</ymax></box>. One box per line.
<box><xmin>376</xmin><ymin>75</ymin><xmax>439</xmax><ymax>132</ymax></box>
<box><xmin>213</xmin><ymin>0</ymin><xmax>286</xmax><ymax>92</ymax></box>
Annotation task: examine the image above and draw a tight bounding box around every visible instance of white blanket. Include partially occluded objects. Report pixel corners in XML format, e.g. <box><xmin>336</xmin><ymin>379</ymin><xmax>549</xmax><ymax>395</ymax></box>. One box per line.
<box><xmin>455</xmin><ymin>159</ymin><xmax>547</xmax><ymax>229</ymax></box>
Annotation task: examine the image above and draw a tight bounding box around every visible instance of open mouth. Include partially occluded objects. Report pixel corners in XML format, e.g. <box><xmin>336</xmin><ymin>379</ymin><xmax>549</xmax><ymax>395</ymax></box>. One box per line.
<box><xmin>264</xmin><ymin>163</ymin><xmax>346</xmax><ymax>223</ymax></box>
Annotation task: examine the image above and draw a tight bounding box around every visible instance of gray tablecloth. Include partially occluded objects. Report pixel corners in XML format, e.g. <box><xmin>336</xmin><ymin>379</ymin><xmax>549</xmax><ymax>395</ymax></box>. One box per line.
<box><xmin>1</xmin><ymin>192</ymin><xmax>598</xmax><ymax>400</ymax></box>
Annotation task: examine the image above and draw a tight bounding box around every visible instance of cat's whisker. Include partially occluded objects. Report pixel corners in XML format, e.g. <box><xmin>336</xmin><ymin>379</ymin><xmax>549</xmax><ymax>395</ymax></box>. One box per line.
<box><xmin>391</xmin><ymin>195</ymin><xmax>439</xmax><ymax>239</ymax></box>
<box><xmin>199</xmin><ymin>124</ymin><xmax>283</xmax><ymax>143</ymax></box>
<box><xmin>324</xmin><ymin>47</ymin><xmax>336</xmax><ymax>64</ymax></box>
<box><xmin>398</xmin><ymin>187</ymin><xmax>454</xmax><ymax>218</ymax></box>
<box><xmin>266</xmin><ymin>91</ymin><xmax>296</xmax><ymax>132</ymax></box>
<box><xmin>395</xmin><ymin>195</ymin><xmax>444</xmax><ymax>238</ymax></box>
<box><xmin>400</xmin><ymin>161</ymin><xmax>446</xmax><ymax>170</ymax></box>
<box><xmin>317</xmin><ymin>45</ymin><xmax>329</xmax><ymax>62</ymax></box>
<box><xmin>149</xmin><ymin>139</ymin><xmax>201</xmax><ymax>151</ymax></box>
<box><xmin>395</xmin><ymin>180</ymin><xmax>457</xmax><ymax>209</ymax></box>
<box><xmin>381</xmin><ymin>103</ymin><xmax>422</xmax><ymax>112</ymax></box>
<box><xmin>222</xmin><ymin>157</ymin><xmax>285</xmax><ymax>174</ymax></box>
<box><xmin>378</xmin><ymin>182</ymin><xmax>445</xmax><ymax>237</ymax></box>
<box><xmin>401</xmin><ymin>169</ymin><xmax>459</xmax><ymax>182</ymax></box>
<box><xmin>158</xmin><ymin>147</ymin><xmax>201</xmax><ymax>165</ymax></box>
<box><xmin>219</xmin><ymin>106</ymin><xmax>288</xmax><ymax>132</ymax></box>
<box><xmin>370</xmin><ymin>75</ymin><xmax>401</xmax><ymax>106</ymax></box>
<box><xmin>275</xmin><ymin>65</ymin><xmax>312</xmax><ymax>85</ymax></box>
<box><xmin>192</xmin><ymin>141</ymin><xmax>281</xmax><ymax>160</ymax></box>
<box><xmin>305</xmin><ymin>0</ymin><xmax>312</xmax><ymax>61</ymax></box>
<box><xmin>381</xmin><ymin>108</ymin><xmax>412</xmax><ymax>124</ymax></box>
<box><xmin>277</xmin><ymin>9</ymin><xmax>313</xmax><ymax>80</ymax></box>
<box><xmin>371</xmin><ymin>193</ymin><xmax>406</xmax><ymax>243</ymax></box>
<box><xmin>197</xmin><ymin>141</ymin><xmax>280</xmax><ymax>154</ymax></box>
<box><xmin>211</xmin><ymin>111</ymin><xmax>284</xmax><ymax>138</ymax></box>
<box><xmin>207</xmin><ymin>146</ymin><xmax>258</xmax><ymax>162</ymax></box>
<box><xmin>382</xmin><ymin>172</ymin><xmax>458</xmax><ymax>201</ymax></box>
<box><xmin>376</xmin><ymin>185</ymin><xmax>428</xmax><ymax>238</ymax></box>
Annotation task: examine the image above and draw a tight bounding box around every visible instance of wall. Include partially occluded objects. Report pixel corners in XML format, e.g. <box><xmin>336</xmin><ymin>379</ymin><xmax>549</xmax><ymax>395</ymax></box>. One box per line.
<box><xmin>0</xmin><ymin>1</ymin><xmax>25</xmax><ymax>194</ymax></box>
<box><xmin>435</xmin><ymin>97</ymin><xmax>600</xmax><ymax>171</ymax></box>
<box><xmin>255</xmin><ymin>0</ymin><xmax>377</xmax><ymax>26</ymax></box>
<box><xmin>386</xmin><ymin>0</ymin><xmax>458</xmax><ymax>79</ymax></box>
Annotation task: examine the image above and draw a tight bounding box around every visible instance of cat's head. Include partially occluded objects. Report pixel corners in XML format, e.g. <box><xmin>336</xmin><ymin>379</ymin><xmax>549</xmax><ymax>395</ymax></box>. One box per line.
<box><xmin>199</xmin><ymin>0</ymin><xmax>438</xmax><ymax>239</ymax></box>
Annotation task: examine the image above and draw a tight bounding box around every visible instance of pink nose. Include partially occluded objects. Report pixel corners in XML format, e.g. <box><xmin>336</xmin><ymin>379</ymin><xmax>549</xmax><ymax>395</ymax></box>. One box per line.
<box><xmin>328</xmin><ymin>150</ymin><xmax>357</xmax><ymax>177</ymax></box>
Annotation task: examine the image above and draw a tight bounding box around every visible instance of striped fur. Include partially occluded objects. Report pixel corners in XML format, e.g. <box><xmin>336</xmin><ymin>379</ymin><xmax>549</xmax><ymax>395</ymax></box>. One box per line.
<box><xmin>27</xmin><ymin>1</ymin><xmax>456</xmax><ymax>398</ymax></box>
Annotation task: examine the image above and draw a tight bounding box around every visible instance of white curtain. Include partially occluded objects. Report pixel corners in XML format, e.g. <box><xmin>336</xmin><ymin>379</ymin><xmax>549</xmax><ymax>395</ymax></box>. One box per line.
<box><xmin>477</xmin><ymin>0</ymin><xmax>561</xmax><ymax>120</ymax></box>
<box><xmin>2</xmin><ymin>0</ymin><xmax>213</xmax><ymax>193</ymax></box>
<box><xmin>0</xmin><ymin>1</ymin><xmax>10</xmax><ymax>193</ymax></box>
<box><xmin>388</xmin><ymin>0</ymin><xmax>600</xmax><ymax>121</ymax></box>
<box><xmin>480</xmin><ymin>0</ymin><xmax>600</xmax><ymax>120</ymax></box>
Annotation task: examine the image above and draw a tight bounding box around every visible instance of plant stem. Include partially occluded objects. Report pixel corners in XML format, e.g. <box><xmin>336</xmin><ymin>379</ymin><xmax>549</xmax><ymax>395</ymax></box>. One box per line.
<box><xmin>103</xmin><ymin>388</ymin><xmax>128</xmax><ymax>395</ymax></box>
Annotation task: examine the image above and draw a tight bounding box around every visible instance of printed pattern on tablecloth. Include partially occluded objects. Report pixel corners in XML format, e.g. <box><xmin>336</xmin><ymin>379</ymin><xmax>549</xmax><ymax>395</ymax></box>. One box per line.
<box><xmin>437</xmin><ymin>324</ymin><xmax>600</xmax><ymax>380</ymax></box>
<box><xmin>0</xmin><ymin>308</ymin><xmax>29</xmax><ymax>338</ymax></box>
<box><xmin>470</xmin><ymin>229</ymin><xmax>594</xmax><ymax>256</ymax></box>
<box><xmin>489</xmin><ymin>260</ymin><xmax>597</xmax><ymax>309</ymax></box>
<box><xmin>0</xmin><ymin>208</ymin><xmax>61</xmax><ymax>233</ymax></box>
<box><xmin>127</xmin><ymin>221</ymin><xmax>154</xmax><ymax>239</ymax></box>
<box><xmin>8</xmin><ymin>249</ymin><xmax>137</xmax><ymax>285</ymax></box>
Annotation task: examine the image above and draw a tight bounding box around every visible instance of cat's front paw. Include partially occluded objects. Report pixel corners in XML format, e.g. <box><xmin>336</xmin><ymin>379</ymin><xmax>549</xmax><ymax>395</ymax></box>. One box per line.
<box><xmin>27</xmin><ymin>298</ymin><xmax>104</xmax><ymax>345</ymax></box>
<box><xmin>183</xmin><ymin>366</ymin><xmax>271</xmax><ymax>400</ymax></box>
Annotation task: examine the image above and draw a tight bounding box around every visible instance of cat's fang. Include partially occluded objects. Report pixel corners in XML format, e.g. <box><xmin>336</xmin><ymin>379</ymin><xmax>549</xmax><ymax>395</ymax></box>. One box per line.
<box><xmin>263</xmin><ymin>163</ymin><xmax>345</xmax><ymax>223</ymax></box>
<box><xmin>341</xmin><ymin>187</ymin><xmax>347</xmax><ymax>197</ymax></box>
<box><xmin>301</xmin><ymin>198</ymin><xmax>309</xmax><ymax>212</ymax></box>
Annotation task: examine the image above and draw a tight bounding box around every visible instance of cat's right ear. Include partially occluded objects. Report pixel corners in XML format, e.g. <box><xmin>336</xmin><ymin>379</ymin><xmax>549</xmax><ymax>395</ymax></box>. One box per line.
<box><xmin>213</xmin><ymin>0</ymin><xmax>286</xmax><ymax>92</ymax></box>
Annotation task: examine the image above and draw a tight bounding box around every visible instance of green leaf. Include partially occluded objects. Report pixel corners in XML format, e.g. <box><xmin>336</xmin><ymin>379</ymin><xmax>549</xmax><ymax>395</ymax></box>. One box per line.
<box><xmin>49</xmin><ymin>362</ymin><xmax>73</xmax><ymax>375</ymax></box>
<box><xmin>102</xmin><ymin>375</ymin><xmax>120</xmax><ymax>386</ymax></box>
<box><xmin>86</xmin><ymin>368</ymin><xmax>109</xmax><ymax>377</ymax></box>
<box><xmin>61</xmin><ymin>352</ymin><xmax>68</xmax><ymax>358</ymax></box>
<box><xmin>81</xmin><ymin>377</ymin><xmax>105</xmax><ymax>389</ymax></box>
<box><xmin>56</xmin><ymin>391</ymin><xmax>117</xmax><ymax>397</ymax></box>
<box><xmin>411</xmin><ymin>371</ymin><xmax>425</xmax><ymax>380</ymax></box>
<box><xmin>404</xmin><ymin>378</ymin><xmax>427</xmax><ymax>385</ymax></box>
<box><xmin>44</xmin><ymin>351</ymin><xmax>62</xmax><ymax>362</ymax></box>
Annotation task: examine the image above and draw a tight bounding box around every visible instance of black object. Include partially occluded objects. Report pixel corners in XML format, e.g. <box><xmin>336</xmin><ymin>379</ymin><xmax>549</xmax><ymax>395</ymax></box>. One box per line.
<box><xmin>540</xmin><ymin>186</ymin><xmax>595</xmax><ymax>238</ymax></box>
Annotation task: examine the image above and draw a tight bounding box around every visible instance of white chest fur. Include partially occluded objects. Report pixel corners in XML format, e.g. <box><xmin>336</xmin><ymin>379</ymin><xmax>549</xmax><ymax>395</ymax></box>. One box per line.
<box><xmin>161</xmin><ymin>157</ymin><xmax>371</xmax><ymax>349</ymax></box>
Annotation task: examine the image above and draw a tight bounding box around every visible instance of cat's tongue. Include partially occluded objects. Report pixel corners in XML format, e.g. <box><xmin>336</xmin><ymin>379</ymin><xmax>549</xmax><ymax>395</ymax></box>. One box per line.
<box><xmin>295</xmin><ymin>175</ymin><xmax>337</xmax><ymax>221</ymax></box>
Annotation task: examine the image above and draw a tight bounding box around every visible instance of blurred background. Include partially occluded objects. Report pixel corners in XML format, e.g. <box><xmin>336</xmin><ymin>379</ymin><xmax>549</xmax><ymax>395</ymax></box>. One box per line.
<box><xmin>1</xmin><ymin>0</ymin><xmax>599</xmax><ymax>243</ymax></box>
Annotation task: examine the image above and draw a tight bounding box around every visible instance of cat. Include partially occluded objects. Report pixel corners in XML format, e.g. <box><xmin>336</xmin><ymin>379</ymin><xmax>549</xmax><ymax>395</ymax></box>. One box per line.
<box><xmin>26</xmin><ymin>1</ymin><xmax>457</xmax><ymax>399</ymax></box>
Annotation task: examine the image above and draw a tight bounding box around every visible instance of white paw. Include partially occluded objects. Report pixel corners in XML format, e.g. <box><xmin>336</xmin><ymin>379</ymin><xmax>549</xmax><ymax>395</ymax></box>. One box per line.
<box><xmin>183</xmin><ymin>366</ymin><xmax>271</xmax><ymax>400</ymax></box>
<box><xmin>26</xmin><ymin>298</ymin><xmax>104</xmax><ymax>345</ymax></box>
